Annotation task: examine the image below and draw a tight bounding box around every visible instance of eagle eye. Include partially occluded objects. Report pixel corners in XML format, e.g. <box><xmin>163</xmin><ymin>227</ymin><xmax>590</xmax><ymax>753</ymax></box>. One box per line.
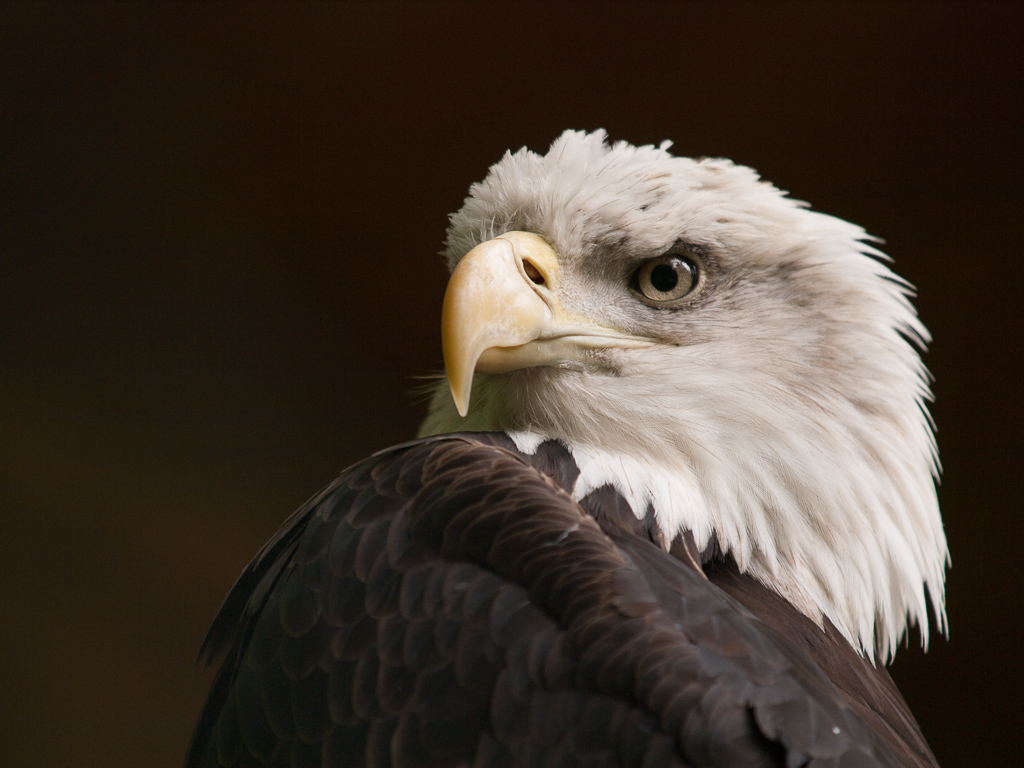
<box><xmin>634</xmin><ymin>254</ymin><xmax>701</xmax><ymax>304</ymax></box>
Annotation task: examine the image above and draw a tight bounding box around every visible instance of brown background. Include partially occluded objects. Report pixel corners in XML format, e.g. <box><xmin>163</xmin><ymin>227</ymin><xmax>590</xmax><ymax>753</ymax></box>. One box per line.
<box><xmin>1</xmin><ymin>3</ymin><xmax>1020</xmax><ymax>767</ymax></box>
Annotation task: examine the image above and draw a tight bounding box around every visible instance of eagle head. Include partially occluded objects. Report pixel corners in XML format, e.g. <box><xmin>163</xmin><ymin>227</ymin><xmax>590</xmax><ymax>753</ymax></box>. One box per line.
<box><xmin>419</xmin><ymin>129</ymin><xmax>947</xmax><ymax>661</ymax></box>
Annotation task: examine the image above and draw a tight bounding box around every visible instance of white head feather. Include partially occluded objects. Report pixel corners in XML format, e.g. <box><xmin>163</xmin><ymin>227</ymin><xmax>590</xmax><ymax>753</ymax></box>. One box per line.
<box><xmin>419</xmin><ymin>129</ymin><xmax>947</xmax><ymax>661</ymax></box>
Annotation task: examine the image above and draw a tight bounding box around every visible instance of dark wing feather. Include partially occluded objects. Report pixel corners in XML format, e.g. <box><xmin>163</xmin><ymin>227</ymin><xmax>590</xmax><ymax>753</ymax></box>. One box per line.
<box><xmin>186</xmin><ymin>433</ymin><xmax>937</xmax><ymax>768</ymax></box>
<box><xmin>703</xmin><ymin>559</ymin><xmax>937</xmax><ymax>768</ymax></box>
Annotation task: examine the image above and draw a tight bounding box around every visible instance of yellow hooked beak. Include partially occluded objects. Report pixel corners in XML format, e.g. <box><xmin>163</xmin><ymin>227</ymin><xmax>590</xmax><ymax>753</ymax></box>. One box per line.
<box><xmin>441</xmin><ymin>231</ymin><xmax>652</xmax><ymax>416</ymax></box>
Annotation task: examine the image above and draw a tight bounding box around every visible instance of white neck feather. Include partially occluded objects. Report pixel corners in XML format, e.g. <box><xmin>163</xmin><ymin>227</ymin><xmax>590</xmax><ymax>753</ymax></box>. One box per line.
<box><xmin>503</xmin><ymin>424</ymin><xmax>944</xmax><ymax>663</ymax></box>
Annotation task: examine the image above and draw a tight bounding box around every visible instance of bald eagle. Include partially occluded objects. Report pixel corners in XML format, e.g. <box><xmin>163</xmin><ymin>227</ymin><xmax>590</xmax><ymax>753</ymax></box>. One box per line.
<box><xmin>186</xmin><ymin>131</ymin><xmax>947</xmax><ymax>768</ymax></box>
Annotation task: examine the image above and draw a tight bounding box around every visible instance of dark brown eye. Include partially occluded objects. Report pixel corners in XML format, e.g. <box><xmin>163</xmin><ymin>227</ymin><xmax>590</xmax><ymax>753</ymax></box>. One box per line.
<box><xmin>634</xmin><ymin>254</ymin><xmax>700</xmax><ymax>303</ymax></box>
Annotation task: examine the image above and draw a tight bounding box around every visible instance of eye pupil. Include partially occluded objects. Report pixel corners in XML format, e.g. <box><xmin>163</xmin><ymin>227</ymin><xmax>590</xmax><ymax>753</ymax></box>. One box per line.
<box><xmin>649</xmin><ymin>263</ymin><xmax>679</xmax><ymax>293</ymax></box>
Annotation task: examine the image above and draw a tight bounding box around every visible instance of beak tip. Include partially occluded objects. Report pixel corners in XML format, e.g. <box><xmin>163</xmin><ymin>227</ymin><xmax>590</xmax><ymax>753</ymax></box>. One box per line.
<box><xmin>449</xmin><ymin>381</ymin><xmax>470</xmax><ymax>418</ymax></box>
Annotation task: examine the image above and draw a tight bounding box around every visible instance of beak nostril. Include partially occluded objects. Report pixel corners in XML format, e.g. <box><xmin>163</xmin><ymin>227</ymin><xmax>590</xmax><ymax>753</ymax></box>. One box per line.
<box><xmin>523</xmin><ymin>260</ymin><xmax>545</xmax><ymax>285</ymax></box>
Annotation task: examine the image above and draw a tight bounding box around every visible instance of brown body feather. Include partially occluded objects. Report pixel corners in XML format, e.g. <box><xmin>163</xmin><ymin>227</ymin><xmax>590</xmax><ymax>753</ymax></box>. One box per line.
<box><xmin>187</xmin><ymin>434</ymin><xmax>936</xmax><ymax>768</ymax></box>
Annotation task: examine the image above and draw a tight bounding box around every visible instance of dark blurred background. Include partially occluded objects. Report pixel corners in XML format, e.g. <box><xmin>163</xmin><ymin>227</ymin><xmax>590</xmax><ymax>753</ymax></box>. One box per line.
<box><xmin>1</xmin><ymin>3</ymin><xmax>1020</xmax><ymax>766</ymax></box>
